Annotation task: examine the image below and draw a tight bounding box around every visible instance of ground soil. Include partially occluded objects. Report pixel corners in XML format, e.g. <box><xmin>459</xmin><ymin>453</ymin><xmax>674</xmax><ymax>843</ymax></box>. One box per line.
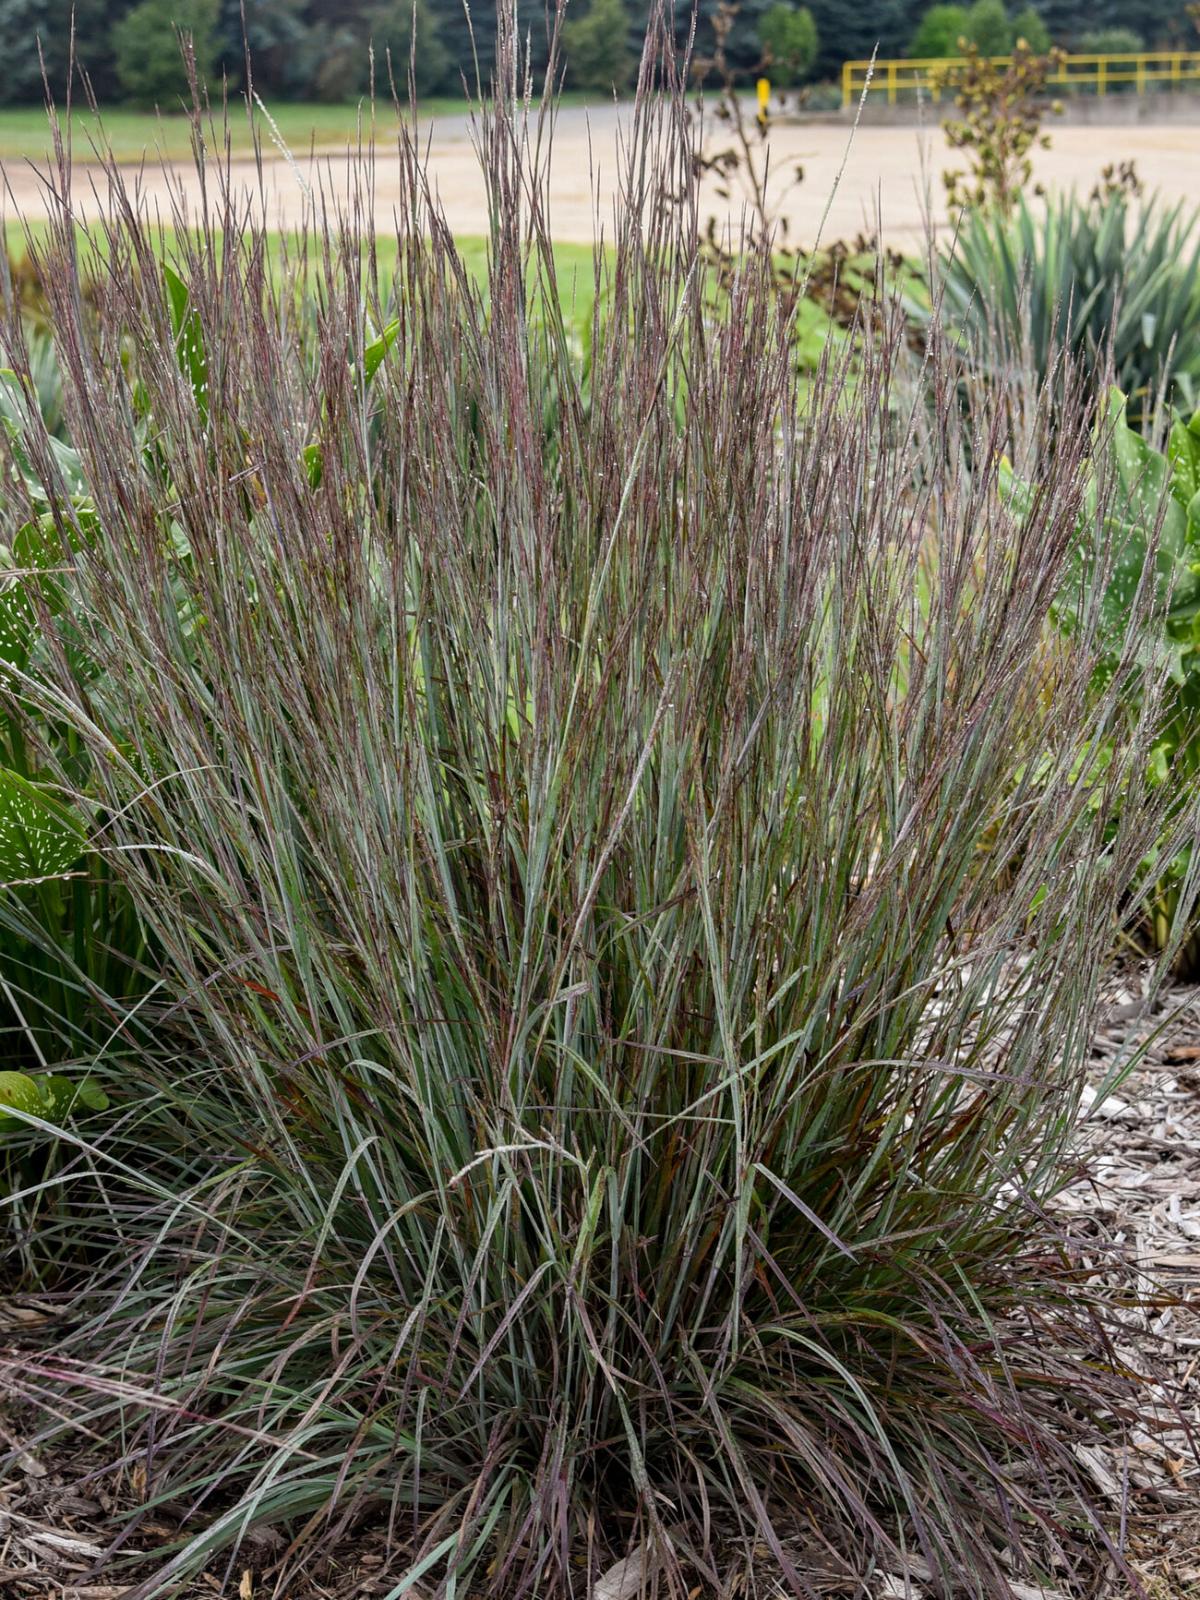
<box><xmin>2</xmin><ymin>107</ymin><xmax>1199</xmax><ymax>250</ymax></box>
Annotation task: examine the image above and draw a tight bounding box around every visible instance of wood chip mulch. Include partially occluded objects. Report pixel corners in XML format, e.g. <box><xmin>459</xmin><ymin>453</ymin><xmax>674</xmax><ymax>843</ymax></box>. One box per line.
<box><xmin>1050</xmin><ymin>979</ymin><xmax>1200</xmax><ymax>1599</ymax></box>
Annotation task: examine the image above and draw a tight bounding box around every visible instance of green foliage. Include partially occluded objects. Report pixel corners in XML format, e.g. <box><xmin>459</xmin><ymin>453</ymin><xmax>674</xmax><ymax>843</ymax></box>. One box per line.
<box><xmin>910</xmin><ymin>0</ymin><xmax>1052</xmax><ymax>58</ymax></box>
<box><xmin>0</xmin><ymin>1069</ymin><xmax>108</xmax><ymax>1132</ymax></box>
<box><xmin>1005</xmin><ymin>392</ymin><xmax>1200</xmax><ymax>966</ymax></box>
<box><xmin>940</xmin><ymin>189</ymin><xmax>1200</xmax><ymax>427</ymax></box>
<box><xmin>963</xmin><ymin>0</ymin><xmax>1014</xmax><ymax>51</ymax></box>
<box><xmin>1077</xmin><ymin>24</ymin><xmax>1145</xmax><ymax>52</ymax></box>
<box><xmin>362</xmin><ymin>0</ymin><xmax>450</xmax><ymax>96</ymax></box>
<box><xmin>112</xmin><ymin>0</ymin><xmax>219</xmax><ymax>109</ymax></box>
<box><xmin>563</xmin><ymin>0</ymin><xmax>633</xmax><ymax>93</ymax></box>
<box><xmin>0</xmin><ymin>768</ymin><xmax>86</xmax><ymax>881</ymax></box>
<box><xmin>0</xmin><ymin>0</ymin><xmax>1191</xmax><ymax>106</ymax></box>
<box><xmin>0</xmin><ymin>348</ymin><xmax>148</xmax><ymax>1072</ymax></box>
<box><xmin>1048</xmin><ymin>392</ymin><xmax>1200</xmax><ymax>686</ymax></box>
<box><xmin>909</xmin><ymin>3</ymin><xmax>969</xmax><ymax>55</ymax></box>
<box><xmin>0</xmin><ymin>0</ymin><xmax>118</xmax><ymax>104</ymax></box>
<box><xmin>1011</xmin><ymin>4</ymin><xmax>1051</xmax><ymax>50</ymax></box>
<box><xmin>758</xmin><ymin>2</ymin><xmax>819</xmax><ymax>81</ymax></box>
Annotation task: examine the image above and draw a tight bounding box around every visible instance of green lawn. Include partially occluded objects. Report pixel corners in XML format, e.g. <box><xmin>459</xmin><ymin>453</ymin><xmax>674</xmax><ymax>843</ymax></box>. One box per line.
<box><xmin>5</xmin><ymin>217</ymin><xmax>601</xmax><ymax>321</ymax></box>
<box><xmin>0</xmin><ymin>94</ymin><xmax>596</xmax><ymax>165</ymax></box>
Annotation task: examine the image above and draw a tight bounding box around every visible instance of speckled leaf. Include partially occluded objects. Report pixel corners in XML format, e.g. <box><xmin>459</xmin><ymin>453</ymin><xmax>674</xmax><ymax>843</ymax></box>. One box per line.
<box><xmin>0</xmin><ymin>1069</ymin><xmax>108</xmax><ymax>1131</ymax></box>
<box><xmin>42</xmin><ymin>1074</ymin><xmax>110</xmax><ymax>1117</ymax></box>
<box><xmin>0</xmin><ymin>572</ymin><xmax>34</xmax><ymax>668</ymax></box>
<box><xmin>1169</xmin><ymin>410</ymin><xmax>1200</xmax><ymax>514</ymax></box>
<box><xmin>0</xmin><ymin>768</ymin><xmax>87</xmax><ymax>882</ymax></box>
<box><xmin>0</xmin><ymin>1071</ymin><xmax>43</xmax><ymax>1127</ymax></box>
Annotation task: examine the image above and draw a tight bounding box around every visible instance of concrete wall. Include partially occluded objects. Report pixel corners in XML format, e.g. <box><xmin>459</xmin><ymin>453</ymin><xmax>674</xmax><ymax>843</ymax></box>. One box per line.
<box><xmin>810</xmin><ymin>91</ymin><xmax>1200</xmax><ymax>128</ymax></box>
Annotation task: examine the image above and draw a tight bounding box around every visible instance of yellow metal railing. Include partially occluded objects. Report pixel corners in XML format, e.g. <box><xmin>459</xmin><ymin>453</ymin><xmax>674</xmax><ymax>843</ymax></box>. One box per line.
<box><xmin>841</xmin><ymin>51</ymin><xmax>1200</xmax><ymax>107</ymax></box>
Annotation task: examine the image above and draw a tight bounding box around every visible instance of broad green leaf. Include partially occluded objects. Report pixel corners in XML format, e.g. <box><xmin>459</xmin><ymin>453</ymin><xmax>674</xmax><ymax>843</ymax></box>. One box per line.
<box><xmin>361</xmin><ymin>319</ymin><xmax>400</xmax><ymax>386</ymax></box>
<box><xmin>0</xmin><ymin>369</ymin><xmax>86</xmax><ymax>496</ymax></box>
<box><xmin>162</xmin><ymin>264</ymin><xmax>210</xmax><ymax>427</ymax></box>
<box><xmin>162</xmin><ymin>262</ymin><xmax>190</xmax><ymax>337</ymax></box>
<box><xmin>0</xmin><ymin>512</ymin><xmax>98</xmax><ymax>672</ymax></box>
<box><xmin>0</xmin><ymin>1071</ymin><xmax>43</xmax><ymax>1128</ymax></box>
<box><xmin>0</xmin><ymin>768</ymin><xmax>87</xmax><ymax>881</ymax></box>
<box><xmin>1169</xmin><ymin>410</ymin><xmax>1200</xmax><ymax>515</ymax></box>
<box><xmin>42</xmin><ymin>1074</ymin><xmax>110</xmax><ymax>1118</ymax></box>
<box><xmin>302</xmin><ymin>442</ymin><xmax>324</xmax><ymax>489</ymax></box>
<box><xmin>0</xmin><ymin>1070</ymin><xmax>109</xmax><ymax>1132</ymax></box>
<box><xmin>0</xmin><ymin>569</ymin><xmax>34</xmax><ymax>669</ymax></box>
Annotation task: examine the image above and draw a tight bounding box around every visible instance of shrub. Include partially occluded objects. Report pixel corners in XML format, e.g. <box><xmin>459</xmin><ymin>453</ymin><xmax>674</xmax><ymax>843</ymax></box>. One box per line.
<box><xmin>939</xmin><ymin>188</ymin><xmax>1200</xmax><ymax>427</ymax></box>
<box><xmin>758</xmin><ymin>2</ymin><xmax>819</xmax><ymax>82</ymax></box>
<box><xmin>1011</xmin><ymin>3</ymin><xmax>1051</xmax><ymax>51</ymax></box>
<box><xmin>962</xmin><ymin>0</ymin><xmax>1014</xmax><ymax>53</ymax></box>
<box><xmin>1077</xmin><ymin>24</ymin><xmax>1145</xmax><ymax>53</ymax></box>
<box><xmin>111</xmin><ymin>0</ymin><xmax>219</xmax><ymax>108</ymax></box>
<box><xmin>563</xmin><ymin>0</ymin><xmax>633</xmax><ymax>93</ymax></box>
<box><xmin>0</xmin><ymin>18</ymin><xmax>1187</xmax><ymax>1599</ymax></box>
<box><xmin>909</xmin><ymin>3</ymin><xmax>969</xmax><ymax>56</ymax></box>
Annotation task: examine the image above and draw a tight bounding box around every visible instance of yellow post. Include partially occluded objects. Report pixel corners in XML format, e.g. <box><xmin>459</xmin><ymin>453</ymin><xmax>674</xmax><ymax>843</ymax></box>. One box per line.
<box><xmin>1097</xmin><ymin>57</ymin><xmax>1106</xmax><ymax>96</ymax></box>
<box><xmin>1136</xmin><ymin>56</ymin><xmax>1146</xmax><ymax>94</ymax></box>
<box><xmin>842</xmin><ymin>59</ymin><xmax>851</xmax><ymax>108</ymax></box>
<box><xmin>888</xmin><ymin>59</ymin><xmax>897</xmax><ymax>104</ymax></box>
<box><xmin>756</xmin><ymin>77</ymin><xmax>771</xmax><ymax>126</ymax></box>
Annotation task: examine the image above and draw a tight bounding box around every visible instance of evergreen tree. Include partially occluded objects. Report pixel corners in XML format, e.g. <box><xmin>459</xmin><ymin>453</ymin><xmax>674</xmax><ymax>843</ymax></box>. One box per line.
<box><xmin>563</xmin><ymin>0</ymin><xmax>633</xmax><ymax>90</ymax></box>
<box><xmin>0</xmin><ymin>0</ymin><xmax>120</xmax><ymax>104</ymax></box>
<box><xmin>218</xmin><ymin>0</ymin><xmax>313</xmax><ymax>95</ymax></box>
<box><xmin>803</xmin><ymin>0</ymin><xmax>912</xmax><ymax>78</ymax></box>
<box><xmin>365</xmin><ymin>0</ymin><xmax>451</xmax><ymax>95</ymax></box>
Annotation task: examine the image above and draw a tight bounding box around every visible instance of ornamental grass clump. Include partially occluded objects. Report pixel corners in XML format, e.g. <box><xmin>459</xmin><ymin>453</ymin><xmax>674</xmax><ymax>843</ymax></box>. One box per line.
<box><xmin>0</xmin><ymin>14</ymin><xmax>1193</xmax><ymax>1598</ymax></box>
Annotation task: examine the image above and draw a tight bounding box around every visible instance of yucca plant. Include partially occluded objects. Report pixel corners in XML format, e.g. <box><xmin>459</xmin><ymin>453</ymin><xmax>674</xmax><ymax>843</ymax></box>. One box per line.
<box><xmin>938</xmin><ymin>188</ymin><xmax>1200</xmax><ymax>430</ymax></box>
<box><xmin>0</xmin><ymin>13</ymin><xmax>1194</xmax><ymax>1598</ymax></box>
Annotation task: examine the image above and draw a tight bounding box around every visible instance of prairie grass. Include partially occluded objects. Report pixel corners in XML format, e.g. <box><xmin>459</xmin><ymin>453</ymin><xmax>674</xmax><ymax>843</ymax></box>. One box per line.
<box><xmin>0</xmin><ymin>10</ymin><xmax>1194</xmax><ymax>1598</ymax></box>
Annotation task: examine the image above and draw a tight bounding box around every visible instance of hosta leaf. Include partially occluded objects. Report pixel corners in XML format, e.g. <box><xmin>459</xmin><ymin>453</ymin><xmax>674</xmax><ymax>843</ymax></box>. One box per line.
<box><xmin>0</xmin><ymin>1071</ymin><xmax>43</xmax><ymax>1127</ymax></box>
<box><xmin>0</xmin><ymin>1070</ymin><xmax>109</xmax><ymax>1132</ymax></box>
<box><xmin>42</xmin><ymin>1075</ymin><xmax>110</xmax><ymax>1117</ymax></box>
<box><xmin>0</xmin><ymin>768</ymin><xmax>87</xmax><ymax>882</ymax></box>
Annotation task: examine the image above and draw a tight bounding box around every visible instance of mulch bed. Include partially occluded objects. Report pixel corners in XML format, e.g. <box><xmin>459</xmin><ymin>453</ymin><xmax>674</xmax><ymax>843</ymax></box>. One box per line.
<box><xmin>2</xmin><ymin>982</ymin><xmax>1198</xmax><ymax>1599</ymax></box>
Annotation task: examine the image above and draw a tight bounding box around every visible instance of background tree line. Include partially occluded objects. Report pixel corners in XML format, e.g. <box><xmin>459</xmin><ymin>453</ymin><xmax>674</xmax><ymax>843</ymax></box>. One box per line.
<box><xmin>1</xmin><ymin>0</ymin><xmax>1194</xmax><ymax>106</ymax></box>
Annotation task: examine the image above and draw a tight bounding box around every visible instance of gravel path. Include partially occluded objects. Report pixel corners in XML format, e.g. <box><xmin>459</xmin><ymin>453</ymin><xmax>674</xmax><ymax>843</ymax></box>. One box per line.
<box><xmin>2</xmin><ymin>107</ymin><xmax>1199</xmax><ymax>248</ymax></box>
